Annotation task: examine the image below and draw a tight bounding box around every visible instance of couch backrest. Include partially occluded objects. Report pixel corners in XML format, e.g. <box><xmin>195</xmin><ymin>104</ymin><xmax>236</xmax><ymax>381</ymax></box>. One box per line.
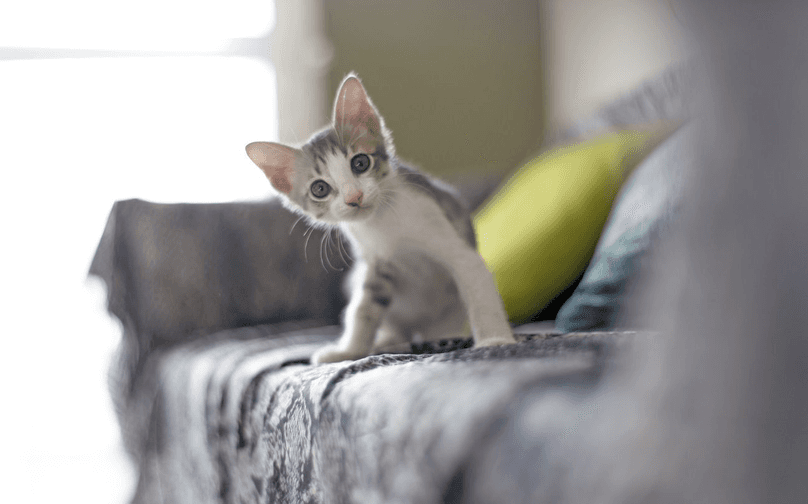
<box><xmin>89</xmin><ymin>198</ymin><xmax>347</xmax><ymax>354</ymax></box>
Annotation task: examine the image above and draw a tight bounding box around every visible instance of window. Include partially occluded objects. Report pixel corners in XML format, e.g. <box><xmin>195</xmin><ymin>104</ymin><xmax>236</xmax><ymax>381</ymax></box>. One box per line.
<box><xmin>1</xmin><ymin>2</ymin><xmax>287</xmax><ymax>502</ymax></box>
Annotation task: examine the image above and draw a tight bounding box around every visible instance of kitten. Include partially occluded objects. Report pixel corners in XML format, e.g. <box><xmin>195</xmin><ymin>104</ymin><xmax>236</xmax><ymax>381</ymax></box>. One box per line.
<box><xmin>246</xmin><ymin>74</ymin><xmax>515</xmax><ymax>364</ymax></box>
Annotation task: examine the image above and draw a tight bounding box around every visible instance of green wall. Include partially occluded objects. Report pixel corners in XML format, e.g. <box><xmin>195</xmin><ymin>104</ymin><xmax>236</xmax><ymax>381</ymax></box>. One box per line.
<box><xmin>323</xmin><ymin>0</ymin><xmax>545</xmax><ymax>179</ymax></box>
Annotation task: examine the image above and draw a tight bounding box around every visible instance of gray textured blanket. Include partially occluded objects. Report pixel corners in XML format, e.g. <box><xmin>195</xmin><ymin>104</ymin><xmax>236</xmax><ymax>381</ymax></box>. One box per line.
<box><xmin>127</xmin><ymin>324</ymin><xmax>631</xmax><ymax>504</ymax></box>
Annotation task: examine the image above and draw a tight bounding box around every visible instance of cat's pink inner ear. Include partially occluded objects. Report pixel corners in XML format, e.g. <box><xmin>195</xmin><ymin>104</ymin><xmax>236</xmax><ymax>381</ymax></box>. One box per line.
<box><xmin>245</xmin><ymin>142</ymin><xmax>298</xmax><ymax>194</ymax></box>
<box><xmin>334</xmin><ymin>76</ymin><xmax>383</xmax><ymax>150</ymax></box>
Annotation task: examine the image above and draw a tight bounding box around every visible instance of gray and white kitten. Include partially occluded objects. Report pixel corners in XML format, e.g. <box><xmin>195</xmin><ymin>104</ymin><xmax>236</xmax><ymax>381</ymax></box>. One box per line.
<box><xmin>246</xmin><ymin>74</ymin><xmax>515</xmax><ymax>364</ymax></box>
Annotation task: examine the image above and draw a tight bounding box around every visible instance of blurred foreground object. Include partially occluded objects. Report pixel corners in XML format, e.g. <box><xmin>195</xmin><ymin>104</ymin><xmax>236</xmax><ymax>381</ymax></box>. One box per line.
<box><xmin>492</xmin><ymin>1</ymin><xmax>808</xmax><ymax>502</ymax></box>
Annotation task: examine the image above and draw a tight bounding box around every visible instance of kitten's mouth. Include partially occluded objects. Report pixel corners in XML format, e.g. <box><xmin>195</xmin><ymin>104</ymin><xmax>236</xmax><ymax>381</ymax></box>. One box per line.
<box><xmin>344</xmin><ymin>203</ymin><xmax>374</xmax><ymax>221</ymax></box>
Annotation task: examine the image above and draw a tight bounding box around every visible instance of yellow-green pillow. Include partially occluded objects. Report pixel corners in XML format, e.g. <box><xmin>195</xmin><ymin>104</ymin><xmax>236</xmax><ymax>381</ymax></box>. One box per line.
<box><xmin>473</xmin><ymin>128</ymin><xmax>672</xmax><ymax>323</ymax></box>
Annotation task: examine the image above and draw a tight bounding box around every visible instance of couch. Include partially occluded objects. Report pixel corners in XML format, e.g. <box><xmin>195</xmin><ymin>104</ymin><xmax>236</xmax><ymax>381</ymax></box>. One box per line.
<box><xmin>90</xmin><ymin>65</ymin><xmax>690</xmax><ymax>504</ymax></box>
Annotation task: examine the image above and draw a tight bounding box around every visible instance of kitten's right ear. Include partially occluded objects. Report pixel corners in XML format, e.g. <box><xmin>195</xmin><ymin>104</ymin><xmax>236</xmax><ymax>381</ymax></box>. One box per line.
<box><xmin>333</xmin><ymin>74</ymin><xmax>388</xmax><ymax>152</ymax></box>
<box><xmin>245</xmin><ymin>142</ymin><xmax>300</xmax><ymax>194</ymax></box>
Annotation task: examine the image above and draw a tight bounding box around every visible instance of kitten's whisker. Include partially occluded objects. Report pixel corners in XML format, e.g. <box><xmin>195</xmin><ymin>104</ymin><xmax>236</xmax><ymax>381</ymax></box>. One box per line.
<box><xmin>326</xmin><ymin>231</ymin><xmax>345</xmax><ymax>271</ymax></box>
<box><xmin>391</xmin><ymin>187</ymin><xmax>421</xmax><ymax>206</ymax></box>
<box><xmin>333</xmin><ymin>228</ymin><xmax>352</xmax><ymax>266</ymax></box>
<box><xmin>332</xmin><ymin>227</ymin><xmax>352</xmax><ymax>263</ymax></box>
<box><xmin>378</xmin><ymin>191</ymin><xmax>396</xmax><ymax>211</ymax></box>
<box><xmin>340</xmin><ymin>230</ymin><xmax>354</xmax><ymax>261</ymax></box>
<box><xmin>326</xmin><ymin>229</ymin><xmax>336</xmax><ymax>259</ymax></box>
<box><xmin>379</xmin><ymin>196</ymin><xmax>404</xmax><ymax>222</ymax></box>
<box><xmin>320</xmin><ymin>233</ymin><xmax>342</xmax><ymax>271</ymax></box>
<box><xmin>303</xmin><ymin>225</ymin><xmax>316</xmax><ymax>263</ymax></box>
<box><xmin>289</xmin><ymin>215</ymin><xmax>305</xmax><ymax>235</ymax></box>
<box><xmin>325</xmin><ymin>231</ymin><xmax>334</xmax><ymax>260</ymax></box>
<box><xmin>378</xmin><ymin>193</ymin><xmax>396</xmax><ymax>213</ymax></box>
<box><xmin>318</xmin><ymin>233</ymin><xmax>329</xmax><ymax>271</ymax></box>
<box><xmin>381</xmin><ymin>188</ymin><xmax>416</xmax><ymax>215</ymax></box>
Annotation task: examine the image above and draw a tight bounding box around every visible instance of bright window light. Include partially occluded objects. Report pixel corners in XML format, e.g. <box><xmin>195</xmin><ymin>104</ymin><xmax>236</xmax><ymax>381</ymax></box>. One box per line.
<box><xmin>0</xmin><ymin>0</ymin><xmax>274</xmax><ymax>50</ymax></box>
<box><xmin>1</xmin><ymin>57</ymin><xmax>278</xmax><ymax>206</ymax></box>
<box><xmin>1</xmin><ymin>2</ymin><xmax>278</xmax><ymax>503</ymax></box>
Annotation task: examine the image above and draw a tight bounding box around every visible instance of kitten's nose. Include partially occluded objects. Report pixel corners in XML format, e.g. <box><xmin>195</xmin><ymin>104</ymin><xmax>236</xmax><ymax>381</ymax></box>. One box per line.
<box><xmin>345</xmin><ymin>190</ymin><xmax>363</xmax><ymax>208</ymax></box>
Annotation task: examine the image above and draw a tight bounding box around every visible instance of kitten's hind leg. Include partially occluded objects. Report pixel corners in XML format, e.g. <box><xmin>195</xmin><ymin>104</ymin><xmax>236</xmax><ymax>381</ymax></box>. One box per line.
<box><xmin>312</xmin><ymin>260</ymin><xmax>393</xmax><ymax>364</ymax></box>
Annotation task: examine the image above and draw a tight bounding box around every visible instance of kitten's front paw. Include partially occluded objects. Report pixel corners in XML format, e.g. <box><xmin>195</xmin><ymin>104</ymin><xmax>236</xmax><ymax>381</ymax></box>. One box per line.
<box><xmin>474</xmin><ymin>333</ymin><xmax>517</xmax><ymax>348</ymax></box>
<box><xmin>311</xmin><ymin>344</ymin><xmax>368</xmax><ymax>365</ymax></box>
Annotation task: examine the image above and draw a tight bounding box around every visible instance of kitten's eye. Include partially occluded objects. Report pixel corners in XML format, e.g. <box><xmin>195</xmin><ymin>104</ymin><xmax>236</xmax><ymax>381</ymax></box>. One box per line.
<box><xmin>350</xmin><ymin>153</ymin><xmax>371</xmax><ymax>174</ymax></box>
<box><xmin>310</xmin><ymin>180</ymin><xmax>331</xmax><ymax>198</ymax></box>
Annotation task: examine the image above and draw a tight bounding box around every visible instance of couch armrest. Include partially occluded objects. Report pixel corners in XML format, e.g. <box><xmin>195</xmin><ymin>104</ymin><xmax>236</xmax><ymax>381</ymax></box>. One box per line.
<box><xmin>89</xmin><ymin>198</ymin><xmax>346</xmax><ymax>401</ymax></box>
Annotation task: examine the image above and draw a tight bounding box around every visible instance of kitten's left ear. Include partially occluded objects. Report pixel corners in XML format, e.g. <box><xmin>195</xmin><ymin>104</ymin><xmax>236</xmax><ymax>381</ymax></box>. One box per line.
<box><xmin>333</xmin><ymin>74</ymin><xmax>389</xmax><ymax>152</ymax></box>
<box><xmin>245</xmin><ymin>142</ymin><xmax>300</xmax><ymax>194</ymax></box>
